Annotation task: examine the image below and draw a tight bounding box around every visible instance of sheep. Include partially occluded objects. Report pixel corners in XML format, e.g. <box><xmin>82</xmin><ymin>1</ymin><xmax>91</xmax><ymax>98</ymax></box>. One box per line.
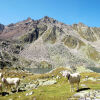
<box><xmin>2</xmin><ymin>77</ymin><xmax>20</xmax><ymax>92</ymax></box>
<box><xmin>67</xmin><ymin>73</ymin><xmax>80</xmax><ymax>92</ymax></box>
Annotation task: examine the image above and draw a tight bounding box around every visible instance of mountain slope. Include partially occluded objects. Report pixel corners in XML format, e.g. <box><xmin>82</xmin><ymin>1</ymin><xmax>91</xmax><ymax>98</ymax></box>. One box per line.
<box><xmin>0</xmin><ymin>16</ymin><xmax>100</xmax><ymax>70</ymax></box>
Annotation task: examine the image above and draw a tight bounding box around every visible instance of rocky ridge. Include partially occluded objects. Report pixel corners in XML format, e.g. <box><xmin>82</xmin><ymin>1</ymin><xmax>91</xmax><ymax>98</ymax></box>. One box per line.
<box><xmin>0</xmin><ymin>16</ymin><xmax>100</xmax><ymax>72</ymax></box>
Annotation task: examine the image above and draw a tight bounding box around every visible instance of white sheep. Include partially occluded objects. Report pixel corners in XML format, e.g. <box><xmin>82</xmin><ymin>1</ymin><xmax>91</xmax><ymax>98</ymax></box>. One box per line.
<box><xmin>2</xmin><ymin>77</ymin><xmax>20</xmax><ymax>92</ymax></box>
<box><xmin>67</xmin><ymin>73</ymin><xmax>80</xmax><ymax>92</ymax></box>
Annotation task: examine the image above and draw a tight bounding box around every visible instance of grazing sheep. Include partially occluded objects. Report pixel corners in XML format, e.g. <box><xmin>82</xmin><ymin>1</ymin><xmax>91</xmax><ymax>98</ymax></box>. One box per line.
<box><xmin>2</xmin><ymin>77</ymin><xmax>20</xmax><ymax>92</ymax></box>
<box><xmin>67</xmin><ymin>73</ymin><xmax>80</xmax><ymax>92</ymax></box>
<box><xmin>0</xmin><ymin>83</ymin><xmax>2</xmax><ymax>93</ymax></box>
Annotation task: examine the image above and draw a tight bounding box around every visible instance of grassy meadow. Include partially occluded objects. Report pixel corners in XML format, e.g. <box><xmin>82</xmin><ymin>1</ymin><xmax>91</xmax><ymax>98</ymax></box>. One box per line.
<box><xmin>0</xmin><ymin>67</ymin><xmax>100</xmax><ymax>100</ymax></box>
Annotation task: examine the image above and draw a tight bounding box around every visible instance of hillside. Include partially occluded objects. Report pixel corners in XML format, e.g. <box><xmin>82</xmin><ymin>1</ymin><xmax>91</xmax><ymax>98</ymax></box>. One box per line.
<box><xmin>0</xmin><ymin>16</ymin><xmax>100</xmax><ymax>71</ymax></box>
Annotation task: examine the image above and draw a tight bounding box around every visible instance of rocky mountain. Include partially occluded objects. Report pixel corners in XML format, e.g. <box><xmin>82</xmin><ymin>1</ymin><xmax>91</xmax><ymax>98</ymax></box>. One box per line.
<box><xmin>0</xmin><ymin>16</ymin><xmax>100</xmax><ymax>71</ymax></box>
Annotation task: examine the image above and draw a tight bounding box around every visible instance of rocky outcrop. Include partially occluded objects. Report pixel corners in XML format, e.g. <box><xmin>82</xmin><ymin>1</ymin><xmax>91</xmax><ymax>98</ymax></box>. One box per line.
<box><xmin>72</xmin><ymin>23</ymin><xmax>99</xmax><ymax>42</ymax></box>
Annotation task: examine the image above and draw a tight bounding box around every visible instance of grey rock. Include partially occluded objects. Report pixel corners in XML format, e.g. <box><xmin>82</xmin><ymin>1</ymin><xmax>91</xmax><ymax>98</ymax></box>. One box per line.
<box><xmin>25</xmin><ymin>84</ymin><xmax>36</xmax><ymax>90</ymax></box>
<box><xmin>81</xmin><ymin>84</ymin><xmax>88</xmax><ymax>88</ymax></box>
<box><xmin>73</xmin><ymin>90</ymin><xmax>100</xmax><ymax>100</ymax></box>
<box><xmin>26</xmin><ymin>91</ymin><xmax>34</xmax><ymax>96</ymax></box>
<box><xmin>88</xmin><ymin>77</ymin><xmax>96</xmax><ymax>81</ymax></box>
<box><xmin>42</xmin><ymin>80</ymin><xmax>57</xmax><ymax>86</ymax></box>
<box><xmin>74</xmin><ymin>91</ymin><xmax>88</xmax><ymax>97</ymax></box>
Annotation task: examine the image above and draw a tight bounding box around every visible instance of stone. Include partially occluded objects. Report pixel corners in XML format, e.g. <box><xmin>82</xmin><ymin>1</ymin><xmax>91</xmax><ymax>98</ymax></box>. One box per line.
<box><xmin>19</xmin><ymin>96</ymin><xmax>21</xmax><ymax>98</ymax></box>
<box><xmin>37</xmin><ymin>79</ymin><xmax>47</xmax><ymax>86</ymax></box>
<box><xmin>88</xmin><ymin>77</ymin><xmax>96</xmax><ymax>81</ymax></box>
<box><xmin>56</xmin><ymin>75</ymin><xmax>60</xmax><ymax>79</ymax></box>
<box><xmin>28</xmin><ymin>91</ymin><xmax>34</xmax><ymax>95</ymax></box>
<box><xmin>97</xmin><ymin>79</ymin><xmax>100</xmax><ymax>81</ymax></box>
<box><xmin>25</xmin><ymin>93</ymin><xmax>29</xmax><ymax>96</ymax></box>
<box><xmin>74</xmin><ymin>91</ymin><xmax>88</xmax><ymax>98</ymax></box>
<box><xmin>81</xmin><ymin>84</ymin><xmax>88</xmax><ymax>88</ymax></box>
<box><xmin>73</xmin><ymin>90</ymin><xmax>100</xmax><ymax>100</ymax></box>
<box><xmin>26</xmin><ymin>84</ymin><xmax>36</xmax><ymax>89</ymax></box>
<box><xmin>82</xmin><ymin>77</ymin><xmax>97</xmax><ymax>82</ymax></box>
<box><xmin>26</xmin><ymin>91</ymin><xmax>34</xmax><ymax>96</ymax></box>
<box><xmin>42</xmin><ymin>80</ymin><xmax>57</xmax><ymax>86</ymax></box>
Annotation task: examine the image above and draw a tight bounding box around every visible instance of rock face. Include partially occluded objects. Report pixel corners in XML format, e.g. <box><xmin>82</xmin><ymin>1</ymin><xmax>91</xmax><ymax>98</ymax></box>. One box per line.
<box><xmin>0</xmin><ymin>24</ymin><xmax>4</xmax><ymax>34</ymax></box>
<box><xmin>0</xmin><ymin>16</ymin><xmax>100</xmax><ymax>71</ymax></box>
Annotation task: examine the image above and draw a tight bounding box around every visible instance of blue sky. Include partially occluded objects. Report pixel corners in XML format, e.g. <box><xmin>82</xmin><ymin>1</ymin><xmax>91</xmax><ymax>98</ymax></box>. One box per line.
<box><xmin>0</xmin><ymin>0</ymin><xmax>100</xmax><ymax>27</ymax></box>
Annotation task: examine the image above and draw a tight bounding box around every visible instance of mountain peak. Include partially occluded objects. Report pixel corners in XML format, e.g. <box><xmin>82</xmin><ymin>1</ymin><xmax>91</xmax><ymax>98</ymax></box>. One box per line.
<box><xmin>26</xmin><ymin>17</ymin><xmax>33</xmax><ymax>21</ymax></box>
<box><xmin>40</xmin><ymin>16</ymin><xmax>57</xmax><ymax>24</ymax></box>
<box><xmin>78</xmin><ymin>22</ymin><xmax>86</xmax><ymax>27</ymax></box>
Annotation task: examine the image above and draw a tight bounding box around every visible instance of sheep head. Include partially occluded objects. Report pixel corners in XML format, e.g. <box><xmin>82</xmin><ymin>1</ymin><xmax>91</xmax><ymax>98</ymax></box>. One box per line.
<box><xmin>2</xmin><ymin>78</ymin><xmax>6</xmax><ymax>83</ymax></box>
<box><xmin>67</xmin><ymin>73</ymin><xmax>70</xmax><ymax>80</ymax></box>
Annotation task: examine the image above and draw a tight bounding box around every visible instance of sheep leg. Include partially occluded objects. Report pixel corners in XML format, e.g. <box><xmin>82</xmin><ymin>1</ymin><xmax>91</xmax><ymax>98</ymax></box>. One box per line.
<box><xmin>70</xmin><ymin>85</ymin><xmax>72</xmax><ymax>92</ymax></box>
<box><xmin>77</xmin><ymin>83</ymin><xmax>79</xmax><ymax>90</ymax></box>
<box><xmin>6</xmin><ymin>85</ymin><xmax>11</xmax><ymax>93</ymax></box>
<box><xmin>4</xmin><ymin>85</ymin><xmax>8</xmax><ymax>93</ymax></box>
<box><xmin>3</xmin><ymin>84</ymin><xmax>6</xmax><ymax>92</ymax></box>
<box><xmin>16</xmin><ymin>80</ymin><xmax>20</xmax><ymax>92</ymax></box>
<box><xmin>16</xmin><ymin>87</ymin><xmax>18</xmax><ymax>92</ymax></box>
<box><xmin>0</xmin><ymin>88</ymin><xmax>2</xmax><ymax>94</ymax></box>
<box><xmin>8</xmin><ymin>85</ymin><xmax>11</xmax><ymax>93</ymax></box>
<box><xmin>9</xmin><ymin>85</ymin><xmax>12</xmax><ymax>92</ymax></box>
<box><xmin>70</xmin><ymin>84</ymin><xmax>74</xmax><ymax>92</ymax></box>
<box><xmin>15</xmin><ymin>84</ymin><xmax>18</xmax><ymax>92</ymax></box>
<box><xmin>72</xmin><ymin>84</ymin><xmax>74</xmax><ymax>92</ymax></box>
<box><xmin>5</xmin><ymin>85</ymin><xmax>8</xmax><ymax>92</ymax></box>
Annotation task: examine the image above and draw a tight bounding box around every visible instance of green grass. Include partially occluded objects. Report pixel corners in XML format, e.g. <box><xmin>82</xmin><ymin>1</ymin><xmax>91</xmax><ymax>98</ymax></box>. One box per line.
<box><xmin>0</xmin><ymin>78</ymin><xmax>74</xmax><ymax>100</ymax></box>
<box><xmin>0</xmin><ymin>67</ymin><xmax>100</xmax><ymax>100</ymax></box>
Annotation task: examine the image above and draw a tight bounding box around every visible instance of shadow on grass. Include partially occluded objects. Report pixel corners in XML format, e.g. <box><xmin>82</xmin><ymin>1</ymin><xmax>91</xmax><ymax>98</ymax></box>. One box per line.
<box><xmin>76</xmin><ymin>87</ymin><xmax>90</xmax><ymax>92</ymax></box>
<box><xmin>11</xmin><ymin>89</ymin><xmax>26</xmax><ymax>93</ymax></box>
<box><xmin>0</xmin><ymin>89</ymin><xmax>26</xmax><ymax>96</ymax></box>
<box><xmin>0</xmin><ymin>92</ymin><xmax>9</xmax><ymax>96</ymax></box>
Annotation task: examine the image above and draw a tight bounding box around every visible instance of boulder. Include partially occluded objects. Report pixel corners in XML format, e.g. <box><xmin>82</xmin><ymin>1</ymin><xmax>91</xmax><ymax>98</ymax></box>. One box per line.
<box><xmin>42</xmin><ymin>79</ymin><xmax>57</xmax><ymax>86</ymax></box>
